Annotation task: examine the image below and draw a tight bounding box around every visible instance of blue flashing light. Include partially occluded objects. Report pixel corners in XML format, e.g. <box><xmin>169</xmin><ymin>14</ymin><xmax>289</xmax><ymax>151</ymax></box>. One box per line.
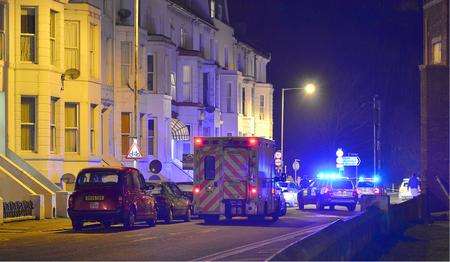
<box><xmin>373</xmin><ymin>175</ymin><xmax>380</xmax><ymax>183</ymax></box>
<box><xmin>358</xmin><ymin>175</ymin><xmax>381</xmax><ymax>183</ymax></box>
<box><xmin>317</xmin><ymin>172</ymin><xmax>342</xmax><ymax>180</ymax></box>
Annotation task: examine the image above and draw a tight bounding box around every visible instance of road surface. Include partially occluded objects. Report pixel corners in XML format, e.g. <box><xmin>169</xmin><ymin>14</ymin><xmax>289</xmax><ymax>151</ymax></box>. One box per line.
<box><xmin>0</xmin><ymin>207</ymin><xmax>357</xmax><ymax>261</ymax></box>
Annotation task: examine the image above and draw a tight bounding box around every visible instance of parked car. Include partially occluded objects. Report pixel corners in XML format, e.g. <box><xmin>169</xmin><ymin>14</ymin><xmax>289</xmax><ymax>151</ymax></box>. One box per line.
<box><xmin>175</xmin><ymin>182</ymin><xmax>193</xmax><ymax>202</ymax></box>
<box><xmin>147</xmin><ymin>182</ymin><xmax>192</xmax><ymax>223</ymax></box>
<box><xmin>68</xmin><ymin>167</ymin><xmax>157</xmax><ymax>231</ymax></box>
<box><xmin>297</xmin><ymin>177</ymin><xmax>358</xmax><ymax>211</ymax></box>
<box><xmin>398</xmin><ymin>178</ymin><xmax>421</xmax><ymax>200</ymax></box>
<box><xmin>356</xmin><ymin>177</ymin><xmax>384</xmax><ymax>198</ymax></box>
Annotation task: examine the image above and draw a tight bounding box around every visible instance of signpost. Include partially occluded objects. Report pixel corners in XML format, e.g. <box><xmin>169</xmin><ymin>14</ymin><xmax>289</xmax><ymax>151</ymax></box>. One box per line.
<box><xmin>292</xmin><ymin>159</ymin><xmax>300</xmax><ymax>183</ymax></box>
<box><xmin>336</xmin><ymin>148</ymin><xmax>344</xmax><ymax>171</ymax></box>
<box><xmin>274</xmin><ymin>150</ymin><xmax>283</xmax><ymax>175</ymax></box>
<box><xmin>126</xmin><ymin>138</ymin><xmax>142</xmax><ymax>168</ymax></box>
<box><xmin>342</xmin><ymin>156</ymin><xmax>361</xmax><ymax>167</ymax></box>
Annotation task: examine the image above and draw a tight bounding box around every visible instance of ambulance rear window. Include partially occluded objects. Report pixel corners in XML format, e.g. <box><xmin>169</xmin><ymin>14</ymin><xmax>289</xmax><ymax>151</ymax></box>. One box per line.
<box><xmin>204</xmin><ymin>156</ymin><xmax>216</xmax><ymax>180</ymax></box>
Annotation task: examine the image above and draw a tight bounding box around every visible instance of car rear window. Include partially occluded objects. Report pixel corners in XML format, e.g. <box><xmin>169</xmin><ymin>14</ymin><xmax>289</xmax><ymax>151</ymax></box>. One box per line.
<box><xmin>357</xmin><ymin>182</ymin><xmax>375</xmax><ymax>187</ymax></box>
<box><xmin>76</xmin><ymin>171</ymin><xmax>120</xmax><ymax>187</ymax></box>
<box><xmin>177</xmin><ymin>184</ymin><xmax>193</xmax><ymax>192</ymax></box>
<box><xmin>331</xmin><ymin>179</ymin><xmax>353</xmax><ymax>189</ymax></box>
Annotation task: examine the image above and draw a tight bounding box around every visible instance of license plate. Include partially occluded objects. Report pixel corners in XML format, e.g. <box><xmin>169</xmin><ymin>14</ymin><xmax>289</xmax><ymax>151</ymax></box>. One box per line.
<box><xmin>85</xmin><ymin>195</ymin><xmax>104</xmax><ymax>201</ymax></box>
<box><xmin>89</xmin><ymin>202</ymin><xmax>99</xmax><ymax>209</ymax></box>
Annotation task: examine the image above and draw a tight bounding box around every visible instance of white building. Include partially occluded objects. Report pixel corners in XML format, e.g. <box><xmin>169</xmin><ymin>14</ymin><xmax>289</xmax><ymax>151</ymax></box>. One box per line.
<box><xmin>0</xmin><ymin>0</ymin><xmax>274</xmax><ymax>212</ymax></box>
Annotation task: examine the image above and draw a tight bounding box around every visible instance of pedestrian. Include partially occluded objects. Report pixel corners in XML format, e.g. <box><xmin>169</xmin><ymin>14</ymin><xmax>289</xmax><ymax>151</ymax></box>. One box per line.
<box><xmin>408</xmin><ymin>173</ymin><xmax>420</xmax><ymax>197</ymax></box>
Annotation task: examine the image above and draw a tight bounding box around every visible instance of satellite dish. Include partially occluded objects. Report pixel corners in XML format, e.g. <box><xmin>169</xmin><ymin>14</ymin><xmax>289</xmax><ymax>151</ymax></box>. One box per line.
<box><xmin>149</xmin><ymin>160</ymin><xmax>162</xmax><ymax>174</ymax></box>
<box><xmin>64</xmin><ymin>68</ymin><xmax>80</xmax><ymax>80</ymax></box>
<box><xmin>61</xmin><ymin>173</ymin><xmax>76</xmax><ymax>184</ymax></box>
<box><xmin>205</xmin><ymin>106</ymin><xmax>215</xmax><ymax>113</ymax></box>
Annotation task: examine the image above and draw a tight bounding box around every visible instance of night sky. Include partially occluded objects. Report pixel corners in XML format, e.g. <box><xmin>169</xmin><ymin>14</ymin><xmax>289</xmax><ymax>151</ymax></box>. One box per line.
<box><xmin>229</xmin><ymin>0</ymin><xmax>422</xmax><ymax>184</ymax></box>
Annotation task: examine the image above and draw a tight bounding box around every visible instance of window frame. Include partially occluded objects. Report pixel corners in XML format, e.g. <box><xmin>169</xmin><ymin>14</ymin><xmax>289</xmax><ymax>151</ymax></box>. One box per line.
<box><xmin>182</xmin><ymin>65</ymin><xmax>192</xmax><ymax>102</ymax></box>
<box><xmin>49</xmin><ymin>10</ymin><xmax>57</xmax><ymax>66</ymax></box>
<box><xmin>21</xmin><ymin>96</ymin><xmax>37</xmax><ymax>151</ymax></box>
<box><xmin>147</xmin><ymin>118</ymin><xmax>155</xmax><ymax>156</ymax></box>
<box><xmin>121</xmin><ymin>41</ymin><xmax>132</xmax><ymax>88</ymax></box>
<box><xmin>259</xmin><ymin>95</ymin><xmax>265</xmax><ymax>120</ymax></box>
<box><xmin>0</xmin><ymin>3</ymin><xmax>5</xmax><ymax>60</ymax></box>
<box><xmin>147</xmin><ymin>53</ymin><xmax>155</xmax><ymax>91</ymax></box>
<box><xmin>64</xmin><ymin>102</ymin><xmax>79</xmax><ymax>153</ymax></box>
<box><xmin>89</xmin><ymin>23</ymin><xmax>98</xmax><ymax>78</ymax></box>
<box><xmin>226</xmin><ymin>83</ymin><xmax>232</xmax><ymax>113</ymax></box>
<box><xmin>64</xmin><ymin>20</ymin><xmax>80</xmax><ymax>70</ymax></box>
<box><xmin>20</xmin><ymin>6</ymin><xmax>37</xmax><ymax>63</ymax></box>
<box><xmin>90</xmin><ymin>104</ymin><xmax>96</xmax><ymax>154</ymax></box>
<box><xmin>121</xmin><ymin>112</ymin><xmax>131</xmax><ymax>155</ymax></box>
<box><xmin>431</xmin><ymin>37</ymin><xmax>442</xmax><ymax>65</ymax></box>
<box><xmin>50</xmin><ymin>97</ymin><xmax>58</xmax><ymax>153</ymax></box>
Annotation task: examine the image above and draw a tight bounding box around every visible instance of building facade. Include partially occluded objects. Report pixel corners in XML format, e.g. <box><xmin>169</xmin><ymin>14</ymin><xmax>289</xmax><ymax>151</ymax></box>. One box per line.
<box><xmin>0</xmin><ymin>0</ymin><xmax>274</xmax><ymax>197</ymax></box>
<box><xmin>420</xmin><ymin>0</ymin><xmax>449</xmax><ymax>211</ymax></box>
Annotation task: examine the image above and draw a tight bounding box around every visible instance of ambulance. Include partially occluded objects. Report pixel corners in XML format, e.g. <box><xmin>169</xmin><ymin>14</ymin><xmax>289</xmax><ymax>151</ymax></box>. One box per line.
<box><xmin>192</xmin><ymin>136</ymin><xmax>283</xmax><ymax>223</ymax></box>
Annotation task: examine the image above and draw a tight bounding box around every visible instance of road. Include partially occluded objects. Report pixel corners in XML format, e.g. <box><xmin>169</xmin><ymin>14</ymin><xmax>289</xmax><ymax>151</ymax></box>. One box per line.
<box><xmin>0</xmin><ymin>206</ymin><xmax>358</xmax><ymax>261</ymax></box>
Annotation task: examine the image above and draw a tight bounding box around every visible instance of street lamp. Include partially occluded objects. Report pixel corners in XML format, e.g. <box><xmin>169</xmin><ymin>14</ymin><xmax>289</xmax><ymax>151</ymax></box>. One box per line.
<box><xmin>280</xmin><ymin>83</ymin><xmax>317</xmax><ymax>159</ymax></box>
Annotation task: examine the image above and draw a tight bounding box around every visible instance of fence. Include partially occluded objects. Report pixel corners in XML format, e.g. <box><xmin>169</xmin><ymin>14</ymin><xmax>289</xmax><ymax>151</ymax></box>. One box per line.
<box><xmin>3</xmin><ymin>200</ymin><xmax>34</xmax><ymax>219</ymax></box>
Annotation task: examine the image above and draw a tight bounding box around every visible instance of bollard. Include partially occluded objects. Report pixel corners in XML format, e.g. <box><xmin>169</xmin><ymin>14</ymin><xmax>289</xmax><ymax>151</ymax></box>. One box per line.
<box><xmin>0</xmin><ymin>197</ymin><xmax>3</xmax><ymax>224</ymax></box>
<box><xmin>56</xmin><ymin>191</ymin><xmax>70</xmax><ymax>218</ymax></box>
<box><xmin>30</xmin><ymin>194</ymin><xmax>44</xmax><ymax>220</ymax></box>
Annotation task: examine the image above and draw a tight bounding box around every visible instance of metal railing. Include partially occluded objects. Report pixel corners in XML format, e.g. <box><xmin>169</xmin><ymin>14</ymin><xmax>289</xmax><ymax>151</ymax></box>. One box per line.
<box><xmin>3</xmin><ymin>200</ymin><xmax>34</xmax><ymax>219</ymax></box>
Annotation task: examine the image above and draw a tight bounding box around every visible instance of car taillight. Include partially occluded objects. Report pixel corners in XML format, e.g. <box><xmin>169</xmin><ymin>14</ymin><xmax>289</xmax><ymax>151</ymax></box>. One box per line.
<box><xmin>194</xmin><ymin>137</ymin><xmax>203</xmax><ymax>147</ymax></box>
<box><xmin>248</xmin><ymin>137</ymin><xmax>258</xmax><ymax>147</ymax></box>
<box><xmin>374</xmin><ymin>187</ymin><xmax>380</xmax><ymax>194</ymax></box>
<box><xmin>249</xmin><ymin>185</ymin><xmax>257</xmax><ymax>197</ymax></box>
<box><xmin>193</xmin><ymin>186</ymin><xmax>200</xmax><ymax>194</ymax></box>
<box><xmin>68</xmin><ymin>195</ymin><xmax>74</xmax><ymax>209</ymax></box>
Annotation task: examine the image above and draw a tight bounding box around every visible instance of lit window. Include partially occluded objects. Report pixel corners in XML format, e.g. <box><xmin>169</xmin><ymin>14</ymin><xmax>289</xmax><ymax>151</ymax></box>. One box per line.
<box><xmin>50</xmin><ymin>11</ymin><xmax>57</xmax><ymax>66</ymax></box>
<box><xmin>432</xmin><ymin>38</ymin><xmax>442</xmax><ymax>64</ymax></box>
<box><xmin>121</xmin><ymin>41</ymin><xmax>131</xmax><ymax>87</ymax></box>
<box><xmin>64</xmin><ymin>20</ymin><xmax>80</xmax><ymax>69</ymax></box>
<box><xmin>210</xmin><ymin>0</ymin><xmax>215</xmax><ymax>18</ymax></box>
<box><xmin>65</xmin><ymin>103</ymin><xmax>79</xmax><ymax>152</ymax></box>
<box><xmin>182</xmin><ymin>65</ymin><xmax>192</xmax><ymax>102</ymax></box>
<box><xmin>147</xmin><ymin>119</ymin><xmax>155</xmax><ymax>156</ymax></box>
<box><xmin>147</xmin><ymin>54</ymin><xmax>154</xmax><ymax>91</ymax></box>
<box><xmin>21</xmin><ymin>97</ymin><xmax>36</xmax><ymax>151</ymax></box>
<box><xmin>20</xmin><ymin>7</ymin><xmax>37</xmax><ymax>62</ymax></box>
<box><xmin>121</xmin><ymin>112</ymin><xmax>131</xmax><ymax>155</ymax></box>
<box><xmin>50</xmin><ymin>98</ymin><xmax>57</xmax><ymax>152</ymax></box>
<box><xmin>170</xmin><ymin>72</ymin><xmax>176</xmax><ymax>98</ymax></box>
<box><xmin>259</xmin><ymin>95</ymin><xmax>265</xmax><ymax>120</ymax></box>
<box><xmin>90</xmin><ymin>104</ymin><xmax>96</xmax><ymax>153</ymax></box>
<box><xmin>89</xmin><ymin>24</ymin><xmax>98</xmax><ymax>78</ymax></box>
<box><xmin>0</xmin><ymin>4</ymin><xmax>5</xmax><ymax>60</ymax></box>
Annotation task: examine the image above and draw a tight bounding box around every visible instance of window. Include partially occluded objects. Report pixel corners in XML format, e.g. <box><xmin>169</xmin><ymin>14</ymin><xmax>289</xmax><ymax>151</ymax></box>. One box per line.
<box><xmin>210</xmin><ymin>0</ymin><xmax>215</xmax><ymax>18</ymax></box>
<box><xmin>164</xmin><ymin>55</ymin><xmax>170</xmax><ymax>95</ymax></box>
<box><xmin>204</xmin><ymin>156</ymin><xmax>215</xmax><ymax>180</ymax></box>
<box><xmin>90</xmin><ymin>105</ymin><xmax>96</xmax><ymax>153</ymax></box>
<box><xmin>224</xmin><ymin>47</ymin><xmax>229</xmax><ymax>68</ymax></box>
<box><xmin>121</xmin><ymin>112</ymin><xmax>131</xmax><ymax>155</ymax></box>
<box><xmin>64</xmin><ymin>20</ymin><xmax>79</xmax><ymax>69</ymax></box>
<box><xmin>182</xmin><ymin>65</ymin><xmax>192</xmax><ymax>102</ymax></box>
<box><xmin>20</xmin><ymin>7</ymin><xmax>36</xmax><ymax>62</ymax></box>
<box><xmin>89</xmin><ymin>24</ymin><xmax>98</xmax><ymax>78</ymax></box>
<box><xmin>106</xmin><ymin>37</ymin><xmax>113</xmax><ymax>85</ymax></box>
<box><xmin>50</xmin><ymin>11</ymin><xmax>56</xmax><ymax>66</ymax></box>
<box><xmin>147</xmin><ymin>54</ymin><xmax>154</xmax><ymax>91</ymax></box>
<box><xmin>170</xmin><ymin>23</ymin><xmax>175</xmax><ymax>41</ymax></box>
<box><xmin>180</xmin><ymin>28</ymin><xmax>187</xmax><ymax>49</ymax></box>
<box><xmin>251</xmin><ymin>87</ymin><xmax>255</xmax><ymax>115</ymax></box>
<box><xmin>238</xmin><ymin>85</ymin><xmax>242</xmax><ymax>114</ymax></box>
<box><xmin>259</xmin><ymin>95</ymin><xmax>265</xmax><ymax>120</ymax></box>
<box><xmin>226</xmin><ymin>83</ymin><xmax>232</xmax><ymax>113</ymax></box>
<box><xmin>432</xmin><ymin>37</ymin><xmax>442</xmax><ymax>64</ymax></box>
<box><xmin>199</xmin><ymin>33</ymin><xmax>204</xmax><ymax>56</ymax></box>
<box><xmin>182</xmin><ymin>143</ymin><xmax>190</xmax><ymax>155</ymax></box>
<box><xmin>21</xmin><ymin>97</ymin><xmax>36</xmax><ymax>151</ymax></box>
<box><xmin>170</xmin><ymin>72</ymin><xmax>176</xmax><ymax>97</ymax></box>
<box><xmin>102</xmin><ymin>0</ymin><xmax>112</xmax><ymax>17</ymax></box>
<box><xmin>50</xmin><ymin>98</ymin><xmax>57</xmax><ymax>152</ymax></box>
<box><xmin>147</xmin><ymin>118</ymin><xmax>155</xmax><ymax>156</ymax></box>
<box><xmin>0</xmin><ymin>4</ymin><xmax>5</xmax><ymax>60</ymax></box>
<box><xmin>203</xmin><ymin>73</ymin><xmax>208</xmax><ymax>105</ymax></box>
<box><xmin>210</xmin><ymin>38</ymin><xmax>215</xmax><ymax>60</ymax></box>
<box><xmin>121</xmin><ymin>41</ymin><xmax>131</xmax><ymax>87</ymax></box>
<box><xmin>217</xmin><ymin>4</ymin><xmax>223</xmax><ymax>20</ymax></box>
<box><xmin>65</xmin><ymin>103</ymin><xmax>79</xmax><ymax>152</ymax></box>
<box><xmin>242</xmin><ymin>87</ymin><xmax>246</xmax><ymax>116</ymax></box>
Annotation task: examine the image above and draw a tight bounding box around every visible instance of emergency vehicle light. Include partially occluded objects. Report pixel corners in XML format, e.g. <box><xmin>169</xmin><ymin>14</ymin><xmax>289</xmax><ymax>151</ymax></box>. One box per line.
<box><xmin>317</xmin><ymin>172</ymin><xmax>342</xmax><ymax>180</ymax></box>
<box><xmin>248</xmin><ymin>137</ymin><xmax>258</xmax><ymax>146</ymax></box>
<box><xmin>194</xmin><ymin>137</ymin><xmax>203</xmax><ymax>147</ymax></box>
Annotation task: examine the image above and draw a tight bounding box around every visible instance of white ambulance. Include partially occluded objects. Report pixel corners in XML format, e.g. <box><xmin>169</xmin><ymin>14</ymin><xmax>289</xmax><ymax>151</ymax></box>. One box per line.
<box><xmin>192</xmin><ymin>136</ymin><xmax>283</xmax><ymax>224</ymax></box>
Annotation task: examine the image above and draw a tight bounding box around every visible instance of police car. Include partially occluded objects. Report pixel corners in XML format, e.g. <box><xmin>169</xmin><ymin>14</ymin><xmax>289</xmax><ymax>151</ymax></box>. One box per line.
<box><xmin>297</xmin><ymin>173</ymin><xmax>358</xmax><ymax>211</ymax></box>
<box><xmin>356</xmin><ymin>176</ymin><xmax>384</xmax><ymax>198</ymax></box>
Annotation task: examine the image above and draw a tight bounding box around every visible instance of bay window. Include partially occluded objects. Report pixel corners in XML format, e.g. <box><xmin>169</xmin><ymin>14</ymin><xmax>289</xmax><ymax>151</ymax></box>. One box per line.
<box><xmin>20</xmin><ymin>7</ymin><xmax>36</xmax><ymax>62</ymax></box>
<box><xmin>21</xmin><ymin>97</ymin><xmax>36</xmax><ymax>151</ymax></box>
<box><xmin>65</xmin><ymin>103</ymin><xmax>79</xmax><ymax>152</ymax></box>
<box><xmin>121</xmin><ymin>112</ymin><xmax>131</xmax><ymax>155</ymax></box>
<box><xmin>64</xmin><ymin>20</ymin><xmax>80</xmax><ymax>69</ymax></box>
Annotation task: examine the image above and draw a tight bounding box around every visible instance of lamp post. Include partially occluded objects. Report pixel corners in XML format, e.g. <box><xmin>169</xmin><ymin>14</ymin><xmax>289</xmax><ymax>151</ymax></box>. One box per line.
<box><xmin>280</xmin><ymin>83</ymin><xmax>316</xmax><ymax>158</ymax></box>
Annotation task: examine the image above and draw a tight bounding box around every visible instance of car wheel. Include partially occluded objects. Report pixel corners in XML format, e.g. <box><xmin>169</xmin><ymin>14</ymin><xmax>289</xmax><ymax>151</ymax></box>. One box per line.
<box><xmin>146</xmin><ymin>217</ymin><xmax>157</xmax><ymax>227</ymax></box>
<box><xmin>204</xmin><ymin>215</ymin><xmax>220</xmax><ymax>224</ymax></box>
<box><xmin>72</xmin><ymin>220</ymin><xmax>83</xmax><ymax>232</ymax></box>
<box><xmin>347</xmin><ymin>204</ymin><xmax>356</xmax><ymax>212</ymax></box>
<box><xmin>102</xmin><ymin>220</ymin><xmax>112</xmax><ymax>229</ymax></box>
<box><xmin>183</xmin><ymin>207</ymin><xmax>191</xmax><ymax>222</ymax></box>
<box><xmin>316</xmin><ymin>200</ymin><xmax>324</xmax><ymax>210</ymax></box>
<box><xmin>281</xmin><ymin>202</ymin><xmax>287</xmax><ymax>216</ymax></box>
<box><xmin>124</xmin><ymin>208</ymin><xmax>136</xmax><ymax>230</ymax></box>
<box><xmin>165</xmin><ymin>208</ymin><xmax>173</xmax><ymax>224</ymax></box>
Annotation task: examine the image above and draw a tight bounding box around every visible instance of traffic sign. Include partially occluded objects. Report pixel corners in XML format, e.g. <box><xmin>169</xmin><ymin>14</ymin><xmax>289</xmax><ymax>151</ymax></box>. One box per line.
<box><xmin>342</xmin><ymin>156</ymin><xmax>361</xmax><ymax>166</ymax></box>
<box><xmin>275</xmin><ymin>158</ymin><xmax>283</xmax><ymax>167</ymax></box>
<box><xmin>126</xmin><ymin>138</ymin><xmax>143</xmax><ymax>159</ymax></box>
<box><xmin>292</xmin><ymin>160</ymin><xmax>300</xmax><ymax>171</ymax></box>
<box><xmin>274</xmin><ymin>151</ymin><xmax>282</xmax><ymax>159</ymax></box>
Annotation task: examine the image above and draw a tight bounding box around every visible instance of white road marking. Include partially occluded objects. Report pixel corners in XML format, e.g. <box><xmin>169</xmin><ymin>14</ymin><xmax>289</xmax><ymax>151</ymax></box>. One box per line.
<box><xmin>131</xmin><ymin>236</ymin><xmax>158</xmax><ymax>242</ymax></box>
<box><xmin>192</xmin><ymin>223</ymin><xmax>332</xmax><ymax>261</ymax></box>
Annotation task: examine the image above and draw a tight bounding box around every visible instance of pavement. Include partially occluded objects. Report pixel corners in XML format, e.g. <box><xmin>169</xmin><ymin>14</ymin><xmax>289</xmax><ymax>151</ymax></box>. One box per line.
<box><xmin>0</xmin><ymin>206</ymin><xmax>358</xmax><ymax>261</ymax></box>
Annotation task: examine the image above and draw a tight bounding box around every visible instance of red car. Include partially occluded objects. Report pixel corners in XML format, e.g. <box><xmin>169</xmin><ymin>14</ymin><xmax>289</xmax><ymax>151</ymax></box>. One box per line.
<box><xmin>68</xmin><ymin>167</ymin><xmax>157</xmax><ymax>231</ymax></box>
